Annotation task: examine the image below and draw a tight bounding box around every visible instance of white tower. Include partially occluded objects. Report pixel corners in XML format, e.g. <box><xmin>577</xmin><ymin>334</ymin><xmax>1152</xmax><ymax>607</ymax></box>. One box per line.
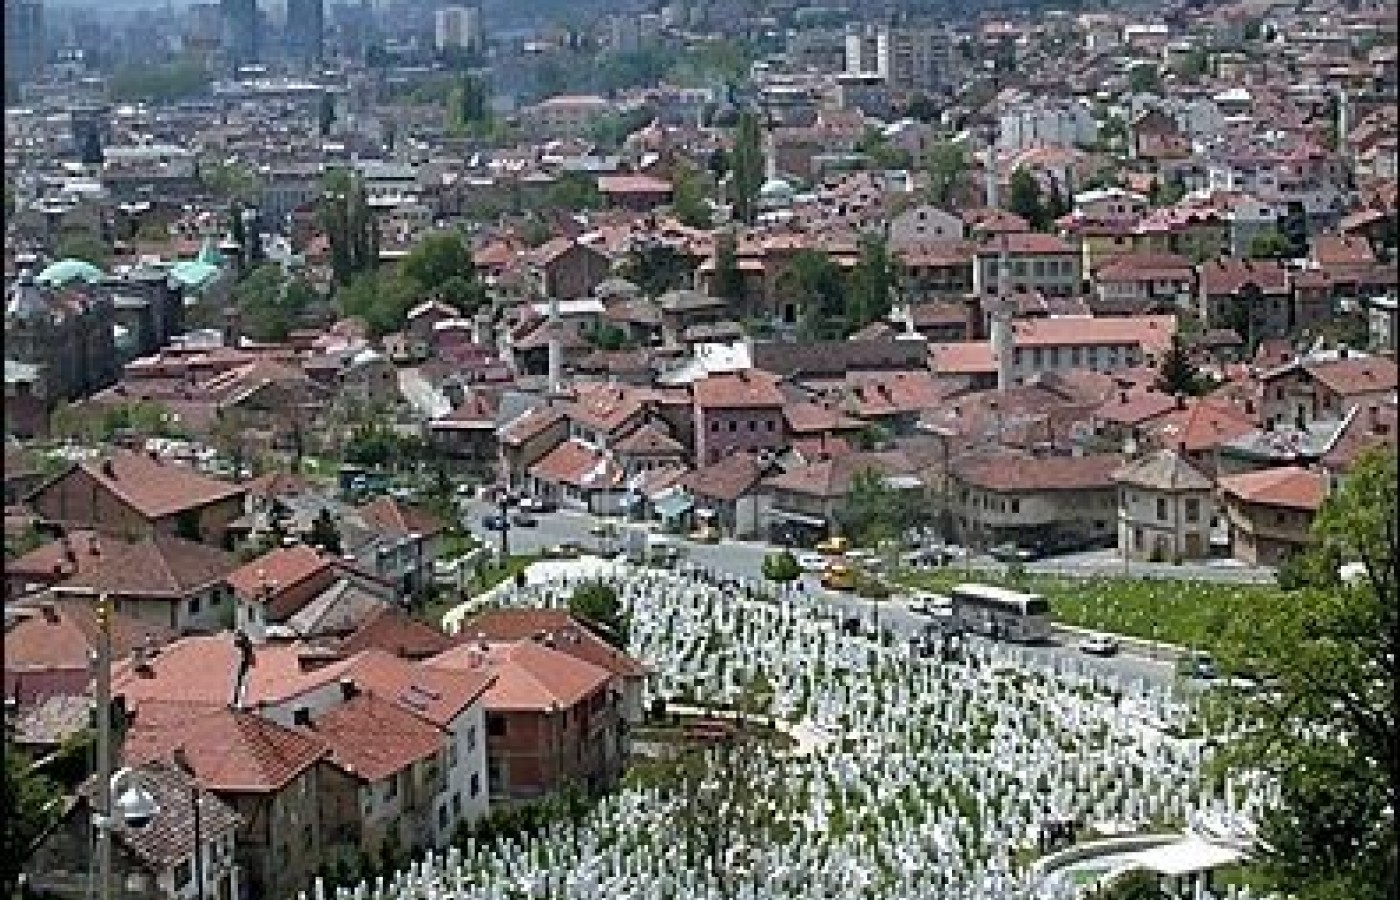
<box><xmin>985</xmin><ymin>162</ymin><xmax>1000</xmax><ymax>210</ymax></box>
<box><xmin>987</xmin><ymin>239</ymin><xmax>1015</xmax><ymax>393</ymax></box>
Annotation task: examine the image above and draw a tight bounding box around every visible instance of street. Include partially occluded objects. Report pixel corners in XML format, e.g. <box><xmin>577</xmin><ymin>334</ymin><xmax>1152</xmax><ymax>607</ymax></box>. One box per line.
<box><xmin>459</xmin><ymin>500</ymin><xmax>1180</xmax><ymax>686</ymax></box>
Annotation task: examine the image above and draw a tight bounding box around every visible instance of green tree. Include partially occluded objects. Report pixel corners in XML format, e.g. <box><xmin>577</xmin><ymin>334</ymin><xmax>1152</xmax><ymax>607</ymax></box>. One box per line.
<box><xmin>545</xmin><ymin>173</ymin><xmax>602</xmax><ymax>211</ymax></box>
<box><xmin>1155</xmin><ymin>333</ymin><xmax>1208</xmax><ymax>396</ymax></box>
<box><xmin>308</xmin><ymin>508</ymin><xmax>342</xmax><ymax>555</ymax></box>
<box><xmin>730</xmin><ymin>110</ymin><xmax>765</xmax><ymax>225</ymax></box>
<box><xmin>1127</xmin><ymin>64</ymin><xmax>1162</xmax><ymax>94</ymax></box>
<box><xmin>401</xmin><ymin>231</ymin><xmax>472</xmax><ymax>292</ymax></box>
<box><xmin>1008</xmin><ymin>168</ymin><xmax>1048</xmax><ymax>231</ymax></box>
<box><xmin>670</xmin><ymin>164</ymin><xmax>713</xmax><ymax>229</ymax></box>
<box><xmin>838</xmin><ymin>468</ymin><xmax>925</xmax><ymax>548</ymax></box>
<box><xmin>1218</xmin><ymin>447</ymin><xmax>1397</xmax><ymax>900</ymax></box>
<box><xmin>232</xmin><ymin>263</ymin><xmax>312</xmax><ymax>342</ymax></box>
<box><xmin>54</xmin><ymin>231</ymin><xmax>109</xmax><ymax>267</ymax></box>
<box><xmin>108</xmin><ymin>59</ymin><xmax>211</xmax><ymax>103</ymax></box>
<box><xmin>2</xmin><ymin>749</ymin><xmax>61</xmax><ymax>898</ymax></box>
<box><xmin>856</xmin><ymin>127</ymin><xmax>912</xmax><ymax>170</ymax></box>
<box><xmin>712</xmin><ymin>230</ymin><xmax>745</xmax><ymax>303</ymax></box>
<box><xmin>338</xmin><ymin>270</ymin><xmax>421</xmax><ymax>337</ymax></box>
<box><xmin>761</xmin><ymin>550</ymin><xmax>801</xmax><ymax>583</ymax></box>
<box><xmin>1092</xmin><ymin>869</ymin><xmax>1168</xmax><ymax>900</ymax></box>
<box><xmin>229</xmin><ymin>203</ymin><xmax>248</xmax><ymax>272</ymax></box>
<box><xmin>201</xmin><ymin>160</ymin><xmax>261</xmax><ymax>204</ymax></box>
<box><xmin>847</xmin><ymin>234</ymin><xmax>896</xmax><ymax>334</ymax></box>
<box><xmin>318</xmin><ymin>92</ymin><xmax>336</xmax><ymax>137</ymax></box>
<box><xmin>319</xmin><ymin>171</ymin><xmax>378</xmax><ymax>286</ymax></box>
<box><xmin>779</xmin><ymin>249</ymin><xmax>846</xmax><ymax>339</ymax></box>
<box><xmin>926</xmin><ymin>141</ymin><xmax>967</xmax><ymax>207</ymax></box>
<box><xmin>569</xmin><ymin>580</ymin><xmax>629</xmax><ymax>649</ymax></box>
<box><xmin>1248</xmin><ymin>230</ymin><xmax>1292</xmax><ymax>260</ymax></box>
<box><xmin>621</xmin><ymin>242</ymin><xmax>692</xmax><ymax>297</ymax></box>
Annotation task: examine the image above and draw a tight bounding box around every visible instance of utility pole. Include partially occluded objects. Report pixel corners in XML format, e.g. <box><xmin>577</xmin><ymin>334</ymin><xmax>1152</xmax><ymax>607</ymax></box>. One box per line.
<box><xmin>94</xmin><ymin>592</ymin><xmax>113</xmax><ymax>900</ymax></box>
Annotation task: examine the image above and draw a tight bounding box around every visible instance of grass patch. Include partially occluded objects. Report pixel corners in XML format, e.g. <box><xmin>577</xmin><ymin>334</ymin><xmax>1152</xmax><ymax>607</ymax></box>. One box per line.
<box><xmin>899</xmin><ymin>570</ymin><xmax>1283</xmax><ymax>653</ymax></box>
<box><xmin>416</xmin><ymin>552</ymin><xmax>538</xmax><ymax>628</ymax></box>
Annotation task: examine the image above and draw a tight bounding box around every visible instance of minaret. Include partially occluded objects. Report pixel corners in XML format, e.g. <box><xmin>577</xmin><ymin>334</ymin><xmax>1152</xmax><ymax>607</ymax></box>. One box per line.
<box><xmin>1336</xmin><ymin>87</ymin><xmax>1351</xmax><ymax>164</ymax></box>
<box><xmin>546</xmin><ymin>296</ymin><xmax>564</xmax><ymax>395</ymax></box>
<box><xmin>988</xmin><ymin>237</ymin><xmax>1015</xmax><ymax>393</ymax></box>
<box><xmin>985</xmin><ymin>159</ymin><xmax>999</xmax><ymax>210</ymax></box>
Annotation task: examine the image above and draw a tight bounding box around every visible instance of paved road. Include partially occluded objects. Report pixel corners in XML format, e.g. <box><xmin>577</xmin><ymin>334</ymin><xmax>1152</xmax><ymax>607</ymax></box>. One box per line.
<box><xmin>461</xmin><ymin>501</ymin><xmax>1180</xmax><ymax>687</ymax></box>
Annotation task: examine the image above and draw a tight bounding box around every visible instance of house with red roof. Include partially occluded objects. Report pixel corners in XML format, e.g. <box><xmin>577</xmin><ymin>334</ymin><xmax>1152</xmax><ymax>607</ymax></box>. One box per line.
<box><xmin>1217</xmin><ymin>466</ymin><xmax>1328</xmax><ymax>566</ymax></box>
<box><xmin>1256</xmin><ymin>349</ymin><xmax>1397</xmax><ymax>430</ymax></box>
<box><xmin>1197</xmin><ymin>257</ymin><xmax>1292</xmax><ymax>344</ymax></box>
<box><xmin>427</xmin><ymin>634</ymin><xmax>624</xmax><ymax>802</ymax></box>
<box><xmin>947</xmin><ymin>451</ymin><xmax>1124</xmax><ymax>550</ymax></box>
<box><xmin>692</xmin><ymin>369</ymin><xmax>787</xmax><ymax>465</ymax></box>
<box><xmin>122</xmin><ymin>703</ymin><xmax>329</xmax><ymax>900</ymax></box>
<box><xmin>26</xmin><ymin>449</ymin><xmax>247</xmax><ymax>548</ymax></box>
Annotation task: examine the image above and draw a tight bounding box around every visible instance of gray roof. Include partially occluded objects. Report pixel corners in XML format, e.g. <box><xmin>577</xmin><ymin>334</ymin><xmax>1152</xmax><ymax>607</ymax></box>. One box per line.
<box><xmin>1113</xmin><ymin>449</ymin><xmax>1213</xmax><ymax>492</ymax></box>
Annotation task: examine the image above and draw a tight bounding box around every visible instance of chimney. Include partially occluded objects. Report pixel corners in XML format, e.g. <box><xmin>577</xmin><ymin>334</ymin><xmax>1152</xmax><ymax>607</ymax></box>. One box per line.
<box><xmin>101</xmin><ymin>458</ymin><xmax>115</xmax><ymax>478</ymax></box>
<box><xmin>1175</xmin><ymin>393</ymin><xmax>1187</xmax><ymax>411</ymax></box>
<box><xmin>1337</xmin><ymin>343</ymin><xmax>1348</xmax><ymax>359</ymax></box>
<box><xmin>293</xmin><ymin>707</ymin><xmax>312</xmax><ymax>727</ymax></box>
<box><xmin>39</xmin><ymin>602</ymin><xmax>58</xmax><ymax>623</ymax></box>
<box><xmin>339</xmin><ymin>678</ymin><xmax>359</xmax><ymax>702</ymax></box>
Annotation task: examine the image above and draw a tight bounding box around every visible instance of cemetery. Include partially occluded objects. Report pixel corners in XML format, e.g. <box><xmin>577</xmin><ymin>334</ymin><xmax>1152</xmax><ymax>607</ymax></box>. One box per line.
<box><xmin>306</xmin><ymin>560</ymin><xmax>1275</xmax><ymax>900</ymax></box>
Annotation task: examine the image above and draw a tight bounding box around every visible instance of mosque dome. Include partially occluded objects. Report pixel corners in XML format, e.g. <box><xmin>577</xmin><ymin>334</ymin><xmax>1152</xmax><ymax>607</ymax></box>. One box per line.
<box><xmin>35</xmin><ymin>258</ymin><xmax>105</xmax><ymax>288</ymax></box>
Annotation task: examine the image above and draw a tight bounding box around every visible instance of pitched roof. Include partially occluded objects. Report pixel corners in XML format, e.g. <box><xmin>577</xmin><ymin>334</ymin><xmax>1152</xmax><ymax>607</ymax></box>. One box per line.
<box><xmin>298</xmin><ymin>691</ymin><xmax>444</xmax><ymax>783</ymax></box>
<box><xmin>692</xmin><ymin>369</ymin><xmax>786</xmax><ymax>409</ymax></box>
<box><xmin>51</xmin><ymin>450</ymin><xmax>245</xmax><ymax>521</ymax></box>
<box><xmin>57</xmin><ymin>534</ymin><xmax>238</xmax><ymax>598</ymax></box>
<box><xmin>1093</xmin><ymin>389</ymin><xmax>1182</xmax><ymax>427</ymax></box>
<box><xmin>225</xmin><ymin>544</ymin><xmax>334</xmax><ymax>603</ymax></box>
<box><xmin>278</xmin><ymin>649</ymin><xmax>495</xmax><ymax>730</ymax></box>
<box><xmin>611</xmin><ymin>422</ymin><xmax>686</xmax><ymax>455</ymax></box>
<box><xmin>952</xmin><ymin>452</ymin><xmax>1123</xmax><ymax>492</ymax></box>
<box><xmin>763</xmin><ymin>451</ymin><xmax>917</xmax><ymax>500</ymax></box>
<box><xmin>1113</xmin><ymin>448</ymin><xmax>1213</xmax><ymax>491</ymax></box>
<box><xmin>1218</xmin><ymin>466</ymin><xmax>1327</xmax><ymax>511</ymax></box>
<box><xmin>428</xmin><ymin>638</ymin><xmax>613</xmax><ymax>712</ymax></box>
<box><xmin>80</xmin><ymin>762</ymin><xmax>242</xmax><ymax>868</ymax></box>
<box><xmin>1304</xmin><ymin>355</ymin><xmax>1397</xmax><ymax>397</ymax></box>
<box><xmin>5</xmin><ymin>598</ymin><xmax>174</xmax><ymax>693</ymax></box>
<box><xmin>451</xmin><ymin>609</ymin><xmax>647</xmax><ymax>679</ymax></box>
<box><xmin>1198</xmin><ymin>258</ymin><xmax>1289</xmax><ymax>295</ymax></box>
<box><xmin>122</xmin><ymin>703</ymin><xmax>327</xmax><ymax>793</ymax></box>
<box><xmin>335</xmin><ymin>605</ymin><xmax>458</xmax><ymax>660</ymax></box>
<box><xmin>682</xmin><ymin>451</ymin><xmax>766</xmax><ymax>502</ymax></box>
<box><xmin>358</xmin><ymin>496</ymin><xmax>445</xmax><ymax>538</ymax></box>
<box><xmin>1144</xmin><ymin>398</ymin><xmax>1259</xmax><ymax>453</ymax></box>
<box><xmin>5</xmin><ymin>529</ymin><xmax>107</xmax><ymax>584</ymax></box>
<box><xmin>528</xmin><ymin>439</ymin><xmax>625</xmax><ymax>490</ymax></box>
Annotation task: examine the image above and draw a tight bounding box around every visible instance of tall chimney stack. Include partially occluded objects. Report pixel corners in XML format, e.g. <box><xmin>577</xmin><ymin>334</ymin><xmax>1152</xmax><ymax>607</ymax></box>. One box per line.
<box><xmin>989</xmin><ymin>238</ymin><xmax>1015</xmax><ymax>393</ymax></box>
<box><xmin>546</xmin><ymin>297</ymin><xmax>564</xmax><ymax>395</ymax></box>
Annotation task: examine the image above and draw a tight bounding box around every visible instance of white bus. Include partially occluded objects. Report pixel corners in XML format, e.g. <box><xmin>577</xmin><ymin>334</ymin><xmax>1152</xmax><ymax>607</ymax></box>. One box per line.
<box><xmin>949</xmin><ymin>583</ymin><xmax>1052</xmax><ymax>642</ymax></box>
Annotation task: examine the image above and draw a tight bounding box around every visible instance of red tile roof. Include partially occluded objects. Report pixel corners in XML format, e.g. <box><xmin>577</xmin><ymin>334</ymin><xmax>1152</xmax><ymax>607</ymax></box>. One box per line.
<box><xmin>764</xmin><ymin>451</ymin><xmax>917</xmax><ymax>500</ymax></box>
<box><xmin>451</xmin><ymin>609</ymin><xmax>647</xmax><ymax>679</ymax></box>
<box><xmin>1304</xmin><ymin>355</ymin><xmax>1397</xmax><ymax>397</ymax></box>
<box><xmin>298</xmin><ymin>691</ymin><xmax>444</xmax><ymax>783</ymax></box>
<box><xmin>952</xmin><ymin>452</ymin><xmax>1123</xmax><ymax>492</ymax></box>
<box><xmin>1198</xmin><ymin>258</ymin><xmax>1289</xmax><ymax>296</ymax></box>
<box><xmin>358</xmin><ymin>497</ymin><xmax>445</xmax><ymax>538</ymax></box>
<box><xmin>529</xmin><ymin>439</ymin><xmax>626</xmax><ymax>490</ymax></box>
<box><xmin>1143</xmin><ymin>398</ymin><xmax>1259</xmax><ymax>454</ymax></box>
<box><xmin>682</xmin><ymin>451</ymin><xmax>766</xmax><ymax>502</ymax></box>
<box><xmin>279</xmin><ymin>649</ymin><xmax>495</xmax><ymax>730</ymax></box>
<box><xmin>225</xmin><ymin>544</ymin><xmax>335</xmax><ymax>614</ymax></box>
<box><xmin>57</xmin><ymin>534</ymin><xmax>237</xmax><ymax>598</ymax></box>
<box><xmin>428</xmin><ymin>638</ymin><xmax>613</xmax><ymax>712</ymax></box>
<box><xmin>1219</xmin><ymin>466</ymin><xmax>1327</xmax><ymax>511</ymax></box>
<box><xmin>123</xmin><ymin>703</ymin><xmax>327</xmax><ymax>793</ymax></box>
<box><xmin>6</xmin><ymin>529</ymin><xmax>106</xmax><ymax>584</ymax></box>
<box><xmin>335</xmin><ymin>605</ymin><xmax>458</xmax><ymax>660</ymax></box>
<box><xmin>1012</xmin><ymin>315</ymin><xmax>1177</xmax><ymax>352</ymax></box>
<box><xmin>692</xmin><ymin>370</ymin><xmax>785</xmax><ymax>409</ymax></box>
<box><xmin>55</xmin><ymin>450</ymin><xmax>246</xmax><ymax>521</ymax></box>
<box><xmin>1093</xmin><ymin>389</ymin><xmax>1181</xmax><ymax>427</ymax></box>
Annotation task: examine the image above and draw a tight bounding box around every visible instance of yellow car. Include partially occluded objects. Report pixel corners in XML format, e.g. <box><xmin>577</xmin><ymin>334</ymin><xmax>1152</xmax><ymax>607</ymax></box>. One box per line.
<box><xmin>689</xmin><ymin>527</ymin><xmax>720</xmax><ymax>544</ymax></box>
<box><xmin>817</xmin><ymin>535</ymin><xmax>850</xmax><ymax>556</ymax></box>
<box><xmin>821</xmin><ymin>562</ymin><xmax>856</xmax><ymax>591</ymax></box>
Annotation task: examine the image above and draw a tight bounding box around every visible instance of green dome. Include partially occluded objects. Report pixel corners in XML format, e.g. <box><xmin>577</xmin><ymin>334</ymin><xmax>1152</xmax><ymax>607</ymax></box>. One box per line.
<box><xmin>35</xmin><ymin>258</ymin><xmax>105</xmax><ymax>287</ymax></box>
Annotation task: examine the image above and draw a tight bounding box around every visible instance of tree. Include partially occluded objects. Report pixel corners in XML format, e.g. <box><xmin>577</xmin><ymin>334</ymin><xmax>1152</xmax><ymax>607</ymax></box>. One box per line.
<box><xmin>201</xmin><ymin>160</ymin><xmax>261</xmax><ymax>205</ymax></box>
<box><xmin>338</xmin><ymin>271</ymin><xmax>421</xmax><ymax>337</ymax></box>
<box><xmin>1218</xmin><ymin>447</ymin><xmax>1397</xmax><ymax>900</ymax></box>
<box><xmin>621</xmin><ymin>242</ymin><xmax>692</xmax><ymax>297</ymax></box>
<box><xmin>1248</xmin><ymin>230</ymin><xmax>1293</xmax><ymax>260</ymax></box>
<box><xmin>318</xmin><ymin>91</ymin><xmax>336</xmax><ymax>138</ymax></box>
<box><xmin>569</xmin><ymin>580</ymin><xmax>629</xmax><ymax>649</ymax></box>
<box><xmin>1045</xmin><ymin>177</ymin><xmax>1071</xmax><ymax>223</ymax></box>
<box><xmin>926</xmin><ymin>141</ymin><xmax>967</xmax><ymax>207</ymax></box>
<box><xmin>319</xmin><ymin>171</ymin><xmax>378</xmax><ymax>286</ymax></box>
<box><xmin>232</xmin><ymin>264</ymin><xmax>313</xmax><ymax>342</ymax></box>
<box><xmin>1008</xmin><ymin>168</ymin><xmax>1048</xmax><ymax>231</ymax></box>
<box><xmin>229</xmin><ymin>204</ymin><xmax>248</xmax><ymax>273</ymax></box>
<box><xmin>2</xmin><ymin>749</ymin><xmax>61</xmax><ymax>898</ymax></box>
<box><xmin>1127</xmin><ymin>64</ymin><xmax>1161</xmax><ymax>94</ymax></box>
<box><xmin>761</xmin><ymin>550</ymin><xmax>801</xmax><ymax>584</ymax></box>
<box><xmin>107</xmin><ymin>59</ymin><xmax>211</xmax><ymax>103</ymax></box>
<box><xmin>671</xmin><ymin>164</ymin><xmax>713</xmax><ymax>229</ymax></box>
<box><xmin>846</xmin><ymin>234</ymin><xmax>896</xmax><ymax>334</ymax></box>
<box><xmin>838</xmin><ymin>468</ymin><xmax>922</xmax><ymax>548</ymax></box>
<box><xmin>779</xmin><ymin>250</ymin><xmax>846</xmax><ymax>340</ymax></box>
<box><xmin>904</xmin><ymin>92</ymin><xmax>939</xmax><ymax>123</ymax></box>
<box><xmin>712</xmin><ymin>230</ymin><xmax>745</xmax><ymax>303</ymax></box>
<box><xmin>1154</xmin><ymin>334</ymin><xmax>1208</xmax><ymax>396</ymax></box>
<box><xmin>730</xmin><ymin>110</ymin><xmax>765</xmax><ymax>225</ymax></box>
<box><xmin>1092</xmin><ymin>869</ymin><xmax>1168</xmax><ymax>900</ymax></box>
<box><xmin>545</xmin><ymin>173</ymin><xmax>602</xmax><ymax>211</ymax></box>
<box><xmin>53</xmin><ymin>231</ymin><xmax>109</xmax><ymax>267</ymax></box>
<box><xmin>309</xmin><ymin>508</ymin><xmax>342</xmax><ymax>555</ymax></box>
<box><xmin>401</xmin><ymin>232</ymin><xmax>472</xmax><ymax>292</ymax></box>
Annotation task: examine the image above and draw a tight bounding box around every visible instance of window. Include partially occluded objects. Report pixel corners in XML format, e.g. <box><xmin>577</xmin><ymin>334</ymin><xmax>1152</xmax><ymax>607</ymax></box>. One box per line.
<box><xmin>386</xmin><ymin>774</ymin><xmax>398</xmax><ymax>798</ymax></box>
<box><xmin>466</xmin><ymin>725</ymin><xmax>477</xmax><ymax>753</ymax></box>
<box><xmin>188</xmin><ymin>597</ymin><xmax>201</xmax><ymax>616</ymax></box>
<box><xmin>1185</xmin><ymin>499</ymin><xmax>1200</xmax><ymax>523</ymax></box>
<box><xmin>727</xmin><ymin>421</ymin><xmax>737</xmax><ymax>433</ymax></box>
<box><xmin>1010</xmin><ymin>499</ymin><xmax>1020</xmax><ymax>514</ymax></box>
<box><xmin>487</xmin><ymin>714</ymin><xmax>507</xmax><ymax>737</ymax></box>
<box><xmin>710</xmin><ymin>421</ymin><xmax>719</xmax><ymax>432</ymax></box>
<box><xmin>452</xmin><ymin>792</ymin><xmax>462</xmax><ymax>815</ymax></box>
<box><xmin>174</xmin><ymin>861</ymin><xmax>192</xmax><ymax>891</ymax></box>
<box><xmin>748</xmin><ymin>420</ymin><xmax>756</xmax><ymax>432</ymax></box>
<box><xmin>470</xmin><ymin>772</ymin><xmax>481</xmax><ymax>797</ymax></box>
<box><xmin>438</xmin><ymin>804</ymin><xmax>449</xmax><ymax>829</ymax></box>
<box><xmin>766</xmin><ymin>419</ymin><xmax>775</xmax><ymax>432</ymax></box>
<box><xmin>1156</xmin><ymin>498</ymin><xmax>1168</xmax><ymax>521</ymax></box>
<box><xmin>1133</xmin><ymin>528</ymin><xmax>1144</xmax><ymax>550</ymax></box>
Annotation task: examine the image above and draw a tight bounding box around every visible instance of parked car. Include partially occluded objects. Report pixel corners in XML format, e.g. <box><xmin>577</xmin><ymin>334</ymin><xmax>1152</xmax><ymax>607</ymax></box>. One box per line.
<box><xmin>1177</xmin><ymin>651</ymin><xmax>1218</xmax><ymax>680</ymax></box>
<box><xmin>795</xmin><ymin>551</ymin><xmax>826</xmax><ymax>573</ymax></box>
<box><xmin>689</xmin><ymin>527</ymin><xmax>720</xmax><ymax>544</ymax></box>
<box><xmin>990</xmin><ymin>543</ymin><xmax>1040</xmax><ymax>563</ymax></box>
<box><xmin>1076</xmin><ymin>635</ymin><xmax>1119</xmax><ymax>656</ymax></box>
<box><xmin>511</xmin><ymin>512</ymin><xmax>538</xmax><ymax>528</ymax></box>
<box><xmin>543</xmin><ymin>542</ymin><xmax>583</xmax><ymax>559</ymax></box>
<box><xmin>482</xmin><ymin>515</ymin><xmax>507</xmax><ymax>531</ymax></box>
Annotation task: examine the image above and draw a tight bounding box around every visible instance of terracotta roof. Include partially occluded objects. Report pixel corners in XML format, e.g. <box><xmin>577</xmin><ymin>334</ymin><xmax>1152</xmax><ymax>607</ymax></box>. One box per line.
<box><xmin>1321</xmin><ymin>403</ymin><xmax>1398</xmax><ymax>473</ymax></box>
<box><xmin>597</xmin><ymin>174</ymin><xmax>673</xmax><ymax>194</ymax></box>
<box><xmin>1311</xmin><ymin>234</ymin><xmax>1377</xmax><ymax>267</ymax></box>
<box><xmin>5</xmin><ymin>529</ymin><xmax>106</xmax><ymax>584</ymax></box>
<box><xmin>335</xmin><ymin>605</ymin><xmax>458</xmax><ymax>660</ymax></box>
<box><xmin>1144</xmin><ymin>398</ymin><xmax>1259</xmax><ymax>454</ymax></box>
<box><xmin>123</xmin><ymin>703</ymin><xmax>327</xmax><ymax>793</ymax></box>
<box><xmin>763</xmin><ymin>451</ymin><xmax>917</xmax><ymax>500</ymax></box>
<box><xmin>1093</xmin><ymin>389</ymin><xmax>1181</xmax><ymax>427</ymax></box>
<box><xmin>1094</xmin><ymin>252</ymin><xmax>1195</xmax><ymax>281</ymax></box>
<box><xmin>682</xmin><ymin>451</ymin><xmax>766</xmax><ymax>502</ymax></box>
<box><xmin>952</xmin><ymin>452</ymin><xmax>1123</xmax><ymax>492</ymax></box>
<box><xmin>359</xmin><ymin>496</ymin><xmax>445</xmax><ymax>538</ymax></box>
<box><xmin>499</xmin><ymin>405</ymin><xmax>566</xmax><ymax>446</ymax></box>
<box><xmin>57</xmin><ymin>534</ymin><xmax>237</xmax><ymax>599</ymax></box>
<box><xmin>692</xmin><ymin>369</ymin><xmax>786</xmax><ymax>409</ymax></box>
<box><xmin>929</xmin><ymin>341</ymin><xmax>994</xmax><ymax>376</ymax></box>
<box><xmin>1012</xmin><ymin>315</ymin><xmax>1176</xmax><ymax>352</ymax></box>
<box><xmin>529</xmin><ymin>439</ymin><xmax>625</xmax><ymax>490</ymax></box>
<box><xmin>1198</xmin><ymin>258</ymin><xmax>1289</xmax><ymax>295</ymax></box>
<box><xmin>243</xmin><ymin>472</ymin><xmax>312</xmax><ymax>500</ymax></box>
<box><xmin>52</xmin><ymin>450</ymin><xmax>245</xmax><ymax>521</ymax></box>
<box><xmin>452</xmin><ymin>608</ymin><xmax>647</xmax><ymax>679</ymax></box>
<box><xmin>298</xmin><ymin>691</ymin><xmax>444</xmax><ymax>783</ymax></box>
<box><xmin>1113</xmin><ymin>448</ymin><xmax>1213</xmax><ymax>492</ymax></box>
<box><xmin>975</xmin><ymin>232</ymin><xmax>1075</xmax><ymax>255</ymax></box>
<box><xmin>428</xmin><ymin>638</ymin><xmax>613</xmax><ymax>712</ymax></box>
<box><xmin>5</xmin><ymin>598</ymin><xmax>175</xmax><ymax>700</ymax></box>
<box><xmin>111</xmin><ymin>634</ymin><xmax>320</xmax><ymax>713</ymax></box>
<box><xmin>80</xmin><ymin>762</ymin><xmax>242</xmax><ymax>868</ymax></box>
<box><xmin>1218</xmin><ymin>466</ymin><xmax>1327</xmax><ymax>511</ymax></box>
<box><xmin>1304</xmin><ymin>355</ymin><xmax>1397</xmax><ymax>397</ymax></box>
<box><xmin>783</xmin><ymin>400</ymin><xmax>865</xmax><ymax>434</ymax></box>
<box><xmin>611</xmin><ymin>422</ymin><xmax>686</xmax><ymax>455</ymax></box>
<box><xmin>225</xmin><ymin>544</ymin><xmax>334</xmax><ymax>604</ymax></box>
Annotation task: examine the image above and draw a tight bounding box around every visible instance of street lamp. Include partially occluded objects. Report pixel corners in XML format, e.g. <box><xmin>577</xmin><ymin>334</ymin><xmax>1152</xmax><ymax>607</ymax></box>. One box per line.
<box><xmin>92</xmin><ymin>767</ymin><xmax>162</xmax><ymax>900</ymax></box>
